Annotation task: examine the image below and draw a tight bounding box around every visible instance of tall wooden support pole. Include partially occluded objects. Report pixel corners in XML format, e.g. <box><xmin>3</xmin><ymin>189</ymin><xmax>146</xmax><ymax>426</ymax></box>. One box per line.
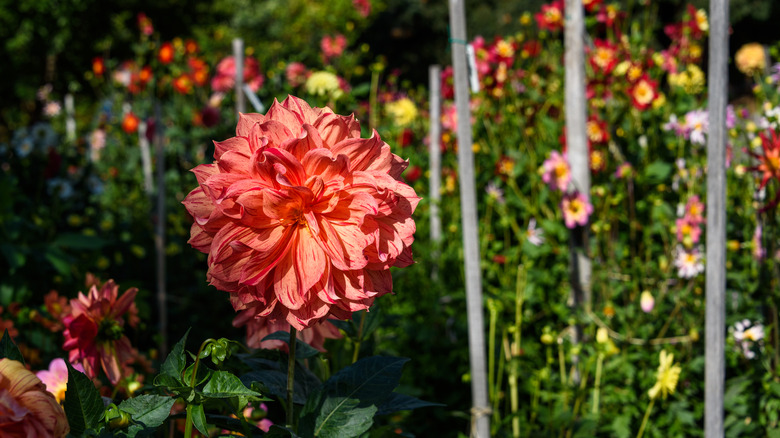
<box><xmin>564</xmin><ymin>0</ymin><xmax>590</xmax><ymax>381</ymax></box>
<box><xmin>233</xmin><ymin>38</ymin><xmax>245</xmax><ymax>118</ymax></box>
<box><xmin>706</xmin><ymin>0</ymin><xmax>728</xmax><ymax>436</ymax></box>
<box><xmin>64</xmin><ymin>94</ymin><xmax>76</xmax><ymax>142</ymax></box>
<box><xmin>154</xmin><ymin>103</ymin><xmax>168</xmax><ymax>359</ymax></box>
<box><xmin>429</xmin><ymin>65</ymin><xmax>443</xmax><ymax>280</ymax></box>
<box><xmin>447</xmin><ymin>1</ymin><xmax>490</xmax><ymax>436</ymax></box>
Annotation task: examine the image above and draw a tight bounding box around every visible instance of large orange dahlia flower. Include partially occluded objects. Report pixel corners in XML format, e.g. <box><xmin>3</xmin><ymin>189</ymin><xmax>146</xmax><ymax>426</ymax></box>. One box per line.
<box><xmin>184</xmin><ymin>96</ymin><xmax>418</xmax><ymax>330</ymax></box>
<box><xmin>0</xmin><ymin>358</ymin><xmax>69</xmax><ymax>437</ymax></box>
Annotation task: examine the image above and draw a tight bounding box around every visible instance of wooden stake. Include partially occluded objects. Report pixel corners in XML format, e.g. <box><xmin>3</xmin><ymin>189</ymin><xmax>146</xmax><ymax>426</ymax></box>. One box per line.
<box><xmin>64</xmin><ymin>94</ymin><xmax>76</xmax><ymax>142</ymax></box>
<box><xmin>706</xmin><ymin>1</ymin><xmax>728</xmax><ymax>436</ymax></box>
<box><xmin>447</xmin><ymin>1</ymin><xmax>490</xmax><ymax>436</ymax></box>
<box><xmin>138</xmin><ymin>120</ymin><xmax>153</xmax><ymax>195</ymax></box>
<box><xmin>429</xmin><ymin>65</ymin><xmax>443</xmax><ymax>280</ymax></box>
<box><xmin>233</xmin><ymin>38</ymin><xmax>245</xmax><ymax>118</ymax></box>
<box><xmin>564</xmin><ymin>0</ymin><xmax>590</xmax><ymax>384</ymax></box>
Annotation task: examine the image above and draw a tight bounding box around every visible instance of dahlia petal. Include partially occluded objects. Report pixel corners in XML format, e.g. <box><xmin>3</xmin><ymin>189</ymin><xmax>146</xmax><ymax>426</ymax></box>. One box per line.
<box><xmin>266</xmin><ymin>99</ymin><xmax>304</xmax><ymax>133</ymax></box>
<box><xmin>251</xmin><ymin>120</ymin><xmax>293</xmax><ymax>150</ymax></box>
<box><xmin>112</xmin><ymin>288</ymin><xmax>138</xmax><ymax>318</ymax></box>
<box><xmin>363</xmin><ymin>269</ymin><xmax>393</xmax><ymax>296</ymax></box>
<box><xmin>183</xmin><ymin>187</ymin><xmax>215</xmax><ymax>221</ymax></box>
<box><xmin>217</xmin><ymin>150</ymin><xmax>252</xmax><ymax>175</ymax></box>
<box><xmin>302</xmin><ymin>148</ymin><xmax>350</xmax><ymax>183</ymax></box>
<box><xmin>313</xmin><ymin>112</ymin><xmax>351</xmax><ymax>147</ymax></box>
<box><xmin>286</xmin><ymin>298</ymin><xmax>331</xmax><ymax>331</ymax></box>
<box><xmin>316</xmin><ymin>219</ymin><xmax>370</xmax><ymax>271</ymax></box>
<box><xmin>236</xmin><ymin>112</ymin><xmax>266</xmax><ymax>137</ymax></box>
<box><xmin>281</xmin><ymin>95</ymin><xmax>320</xmax><ymax>125</ymax></box>
<box><xmin>274</xmin><ymin>247</ymin><xmax>304</xmax><ymax>310</ymax></box>
<box><xmin>192</xmin><ymin>163</ymin><xmax>219</xmax><ymax>185</ymax></box>
<box><xmin>295</xmin><ymin>229</ymin><xmax>327</xmax><ymax>293</ymax></box>
<box><xmin>214</xmin><ymin>136</ymin><xmax>252</xmax><ymax>160</ymax></box>
<box><xmin>331</xmin><ymin>134</ymin><xmax>385</xmax><ymax>172</ymax></box>
<box><xmin>255</xmin><ymin>148</ymin><xmax>307</xmax><ymax>188</ymax></box>
<box><xmin>281</xmin><ymin>124</ymin><xmax>323</xmax><ymax>159</ymax></box>
<box><xmin>239</xmin><ymin>229</ymin><xmax>294</xmax><ymax>286</ymax></box>
<box><xmin>332</xmin><ymin>269</ymin><xmax>368</xmax><ymax>301</ymax></box>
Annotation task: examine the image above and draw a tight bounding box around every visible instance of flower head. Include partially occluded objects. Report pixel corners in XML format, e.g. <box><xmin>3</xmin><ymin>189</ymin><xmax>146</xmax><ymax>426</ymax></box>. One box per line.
<box><xmin>735</xmin><ymin>43</ymin><xmax>766</xmax><ymax>76</ymax></box>
<box><xmin>122</xmin><ymin>112</ymin><xmax>140</xmax><ymax>134</ymax></box>
<box><xmin>0</xmin><ymin>358</ymin><xmax>69</xmax><ymax>437</ymax></box>
<box><xmin>540</xmin><ymin>150</ymin><xmax>571</xmax><ymax>192</ymax></box>
<box><xmin>674</xmin><ymin>246</ymin><xmax>704</xmax><ymax>279</ymax></box>
<box><xmin>733</xmin><ymin>319</ymin><xmax>764</xmax><ymax>359</ymax></box>
<box><xmin>648</xmin><ymin>350</ymin><xmax>681</xmax><ymax>400</ymax></box>
<box><xmin>561</xmin><ymin>192</ymin><xmax>593</xmax><ymax>229</ymax></box>
<box><xmin>305</xmin><ymin>71</ymin><xmax>343</xmax><ymax>99</ymax></box>
<box><xmin>385</xmin><ymin>97</ymin><xmax>419</xmax><ymax>128</ymax></box>
<box><xmin>628</xmin><ymin>75</ymin><xmax>658</xmax><ymax>110</ymax></box>
<box><xmin>158</xmin><ymin>42</ymin><xmax>174</xmax><ymax>64</ymax></box>
<box><xmin>535</xmin><ymin>1</ymin><xmax>563</xmax><ymax>32</ymax></box>
<box><xmin>183</xmin><ymin>96</ymin><xmax>418</xmax><ymax>330</ymax></box>
<box><xmin>62</xmin><ymin>279</ymin><xmax>139</xmax><ymax>384</ymax></box>
<box><xmin>526</xmin><ymin>218</ymin><xmax>544</xmax><ymax>246</ymax></box>
<box><xmin>320</xmin><ymin>34</ymin><xmax>348</xmax><ymax>62</ymax></box>
<box><xmin>35</xmin><ymin>358</ymin><xmax>83</xmax><ymax>404</ymax></box>
<box><xmin>640</xmin><ymin>291</ymin><xmax>655</xmax><ymax>313</ymax></box>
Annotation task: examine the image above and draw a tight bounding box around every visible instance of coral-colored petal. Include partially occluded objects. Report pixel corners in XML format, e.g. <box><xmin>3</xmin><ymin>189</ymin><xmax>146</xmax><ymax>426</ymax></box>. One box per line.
<box><xmin>236</xmin><ymin>112</ymin><xmax>266</xmax><ymax>137</ymax></box>
<box><xmin>266</xmin><ymin>99</ymin><xmax>304</xmax><ymax>133</ymax></box>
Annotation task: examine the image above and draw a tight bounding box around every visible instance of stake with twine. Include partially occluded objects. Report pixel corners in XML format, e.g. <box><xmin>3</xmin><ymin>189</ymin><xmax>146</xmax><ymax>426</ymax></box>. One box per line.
<box><xmin>233</xmin><ymin>38</ymin><xmax>246</xmax><ymax>119</ymax></box>
<box><xmin>447</xmin><ymin>0</ymin><xmax>491</xmax><ymax>436</ymax></box>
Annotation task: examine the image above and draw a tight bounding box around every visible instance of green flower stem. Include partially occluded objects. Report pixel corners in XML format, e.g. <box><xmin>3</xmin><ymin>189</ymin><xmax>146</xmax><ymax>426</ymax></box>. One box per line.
<box><xmin>636</xmin><ymin>398</ymin><xmax>655</xmax><ymax>438</ymax></box>
<box><xmin>184</xmin><ymin>338</ymin><xmax>216</xmax><ymax>438</ymax></box>
<box><xmin>184</xmin><ymin>404</ymin><xmax>194</xmax><ymax>438</ymax></box>
<box><xmin>487</xmin><ymin>299</ymin><xmax>497</xmax><ymax>406</ymax></box>
<box><xmin>286</xmin><ymin>327</ymin><xmax>298</xmax><ymax>430</ymax></box>
<box><xmin>592</xmin><ymin>352</ymin><xmax>604</xmax><ymax>415</ymax></box>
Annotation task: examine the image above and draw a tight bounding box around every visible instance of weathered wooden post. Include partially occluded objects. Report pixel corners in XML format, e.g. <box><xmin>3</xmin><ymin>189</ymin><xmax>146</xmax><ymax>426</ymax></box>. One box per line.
<box><xmin>447</xmin><ymin>1</ymin><xmax>490</xmax><ymax>436</ymax></box>
<box><xmin>233</xmin><ymin>38</ymin><xmax>245</xmax><ymax>117</ymax></box>
<box><xmin>564</xmin><ymin>0</ymin><xmax>590</xmax><ymax>383</ymax></box>
<box><xmin>429</xmin><ymin>65</ymin><xmax>443</xmax><ymax>280</ymax></box>
<box><xmin>706</xmin><ymin>0</ymin><xmax>728</xmax><ymax>436</ymax></box>
<box><xmin>138</xmin><ymin>120</ymin><xmax>153</xmax><ymax>195</ymax></box>
<box><xmin>154</xmin><ymin>103</ymin><xmax>168</xmax><ymax>358</ymax></box>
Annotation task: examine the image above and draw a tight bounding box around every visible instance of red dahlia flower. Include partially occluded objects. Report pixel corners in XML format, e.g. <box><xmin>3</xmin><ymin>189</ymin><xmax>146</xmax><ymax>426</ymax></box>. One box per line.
<box><xmin>62</xmin><ymin>280</ymin><xmax>138</xmax><ymax>385</ymax></box>
<box><xmin>183</xmin><ymin>96</ymin><xmax>418</xmax><ymax>330</ymax></box>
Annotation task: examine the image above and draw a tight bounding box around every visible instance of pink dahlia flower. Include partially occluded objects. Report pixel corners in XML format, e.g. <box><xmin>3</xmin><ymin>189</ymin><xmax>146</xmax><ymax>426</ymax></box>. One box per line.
<box><xmin>233</xmin><ymin>311</ymin><xmax>342</xmax><ymax>352</ymax></box>
<box><xmin>541</xmin><ymin>150</ymin><xmax>571</xmax><ymax>192</ymax></box>
<box><xmin>35</xmin><ymin>358</ymin><xmax>84</xmax><ymax>404</ymax></box>
<box><xmin>561</xmin><ymin>191</ymin><xmax>593</xmax><ymax>229</ymax></box>
<box><xmin>62</xmin><ymin>280</ymin><xmax>139</xmax><ymax>385</ymax></box>
<box><xmin>183</xmin><ymin>95</ymin><xmax>418</xmax><ymax>330</ymax></box>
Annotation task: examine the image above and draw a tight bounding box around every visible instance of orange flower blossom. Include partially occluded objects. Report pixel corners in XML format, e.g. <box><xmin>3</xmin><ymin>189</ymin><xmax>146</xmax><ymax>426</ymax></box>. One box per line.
<box><xmin>183</xmin><ymin>96</ymin><xmax>419</xmax><ymax>330</ymax></box>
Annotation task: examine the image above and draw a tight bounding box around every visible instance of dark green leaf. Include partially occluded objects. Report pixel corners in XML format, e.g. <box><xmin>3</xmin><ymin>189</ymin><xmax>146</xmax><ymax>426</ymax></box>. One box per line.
<box><xmin>64</xmin><ymin>362</ymin><xmax>104</xmax><ymax>436</ymax></box>
<box><xmin>118</xmin><ymin>394</ymin><xmax>175</xmax><ymax>429</ymax></box>
<box><xmin>0</xmin><ymin>329</ymin><xmax>24</xmax><ymax>364</ymax></box>
<box><xmin>159</xmin><ymin>328</ymin><xmax>190</xmax><ymax>383</ymax></box>
<box><xmin>262</xmin><ymin>331</ymin><xmax>320</xmax><ymax>360</ymax></box>
<box><xmin>374</xmin><ymin>392</ymin><xmax>444</xmax><ymax>416</ymax></box>
<box><xmin>202</xmin><ymin>370</ymin><xmax>262</xmax><ymax>398</ymax></box>
<box><xmin>44</xmin><ymin>247</ymin><xmax>72</xmax><ymax>277</ymax></box>
<box><xmin>189</xmin><ymin>404</ymin><xmax>209</xmax><ymax>436</ymax></box>
<box><xmin>299</xmin><ymin>356</ymin><xmax>410</xmax><ymax>438</ymax></box>
<box><xmin>643</xmin><ymin>160</ymin><xmax>672</xmax><ymax>184</ymax></box>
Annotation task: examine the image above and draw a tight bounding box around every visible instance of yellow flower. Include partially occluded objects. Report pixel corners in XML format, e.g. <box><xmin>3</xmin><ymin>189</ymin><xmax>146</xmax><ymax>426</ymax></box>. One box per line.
<box><xmin>695</xmin><ymin>9</ymin><xmax>709</xmax><ymax>33</ymax></box>
<box><xmin>305</xmin><ymin>71</ymin><xmax>343</xmax><ymax>99</ymax></box>
<box><xmin>385</xmin><ymin>97</ymin><xmax>419</xmax><ymax>127</ymax></box>
<box><xmin>648</xmin><ymin>350</ymin><xmax>681</xmax><ymax>400</ymax></box>
<box><xmin>735</xmin><ymin>43</ymin><xmax>766</xmax><ymax>76</ymax></box>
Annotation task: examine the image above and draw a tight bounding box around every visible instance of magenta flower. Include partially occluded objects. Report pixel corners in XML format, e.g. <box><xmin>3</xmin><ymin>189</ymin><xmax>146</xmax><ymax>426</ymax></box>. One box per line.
<box><xmin>35</xmin><ymin>358</ymin><xmax>84</xmax><ymax>404</ymax></box>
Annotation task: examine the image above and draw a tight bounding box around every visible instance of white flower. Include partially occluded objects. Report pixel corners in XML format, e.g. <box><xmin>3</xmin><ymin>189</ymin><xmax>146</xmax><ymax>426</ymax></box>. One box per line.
<box><xmin>674</xmin><ymin>246</ymin><xmax>704</xmax><ymax>279</ymax></box>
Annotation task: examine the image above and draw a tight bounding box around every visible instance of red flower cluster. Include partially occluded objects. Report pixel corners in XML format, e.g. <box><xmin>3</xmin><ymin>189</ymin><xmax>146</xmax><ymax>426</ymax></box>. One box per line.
<box><xmin>211</xmin><ymin>56</ymin><xmax>265</xmax><ymax>93</ymax></box>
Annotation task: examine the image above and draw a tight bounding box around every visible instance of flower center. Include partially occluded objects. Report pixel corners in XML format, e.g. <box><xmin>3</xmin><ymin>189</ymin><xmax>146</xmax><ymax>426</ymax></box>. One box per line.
<box><xmin>97</xmin><ymin>318</ymin><xmax>124</xmax><ymax>342</ymax></box>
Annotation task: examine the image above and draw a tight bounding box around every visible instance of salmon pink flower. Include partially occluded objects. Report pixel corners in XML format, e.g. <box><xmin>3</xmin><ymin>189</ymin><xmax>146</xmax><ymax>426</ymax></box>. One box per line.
<box><xmin>561</xmin><ymin>192</ymin><xmax>593</xmax><ymax>229</ymax></box>
<box><xmin>233</xmin><ymin>311</ymin><xmax>342</xmax><ymax>352</ymax></box>
<box><xmin>183</xmin><ymin>96</ymin><xmax>418</xmax><ymax>329</ymax></box>
<box><xmin>0</xmin><ymin>359</ymin><xmax>69</xmax><ymax>437</ymax></box>
<box><xmin>62</xmin><ymin>280</ymin><xmax>139</xmax><ymax>384</ymax></box>
<box><xmin>321</xmin><ymin>34</ymin><xmax>348</xmax><ymax>62</ymax></box>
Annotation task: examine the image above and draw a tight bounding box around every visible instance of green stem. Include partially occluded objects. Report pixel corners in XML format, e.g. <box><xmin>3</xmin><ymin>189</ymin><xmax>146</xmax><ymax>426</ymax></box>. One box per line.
<box><xmin>352</xmin><ymin>311</ymin><xmax>366</xmax><ymax>364</ymax></box>
<box><xmin>592</xmin><ymin>353</ymin><xmax>604</xmax><ymax>414</ymax></box>
<box><xmin>184</xmin><ymin>404</ymin><xmax>194</xmax><ymax>438</ymax></box>
<box><xmin>487</xmin><ymin>300</ymin><xmax>497</xmax><ymax>408</ymax></box>
<box><xmin>287</xmin><ymin>327</ymin><xmax>298</xmax><ymax>430</ymax></box>
<box><xmin>636</xmin><ymin>398</ymin><xmax>655</xmax><ymax>438</ymax></box>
